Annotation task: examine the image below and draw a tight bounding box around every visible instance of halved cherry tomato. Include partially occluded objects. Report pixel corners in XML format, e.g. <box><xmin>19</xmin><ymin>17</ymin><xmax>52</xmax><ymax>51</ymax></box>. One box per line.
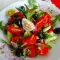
<box><xmin>21</xmin><ymin>34</ymin><xmax>37</xmax><ymax>46</ymax></box>
<box><xmin>6</xmin><ymin>25</ymin><xmax>23</xmax><ymax>35</ymax></box>
<box><xmin>36</xmin><ymin>12</ymin><xmax>51</xmax><ymax>28</ymax></box>
<box><xmin>33</xmin><ymin>12</ymin><xmax>51</xmax><ymax>34</ymax></box>
<box><xmin>26</xmin><ymin>45</ymin><xmax>35</xmax><ymax>58</ymax></box>
<box><xmin>15</xmin><ymin>12</ymin><xmax>23</xmax><ymax>20</ymax></box>
<box><xmin>8</xmin><ymin>17</ymin><xmax>14</xmax><ymax>25</ymax></box>
<box><xmin>35</xmin><ymin>43</ymin><xmax>48</xmax><ymax>55</ymax></box>
<box><xmin>11</xmin><ymin>36</ymin><xmax>20</xmax><ymax>43</ymax></box>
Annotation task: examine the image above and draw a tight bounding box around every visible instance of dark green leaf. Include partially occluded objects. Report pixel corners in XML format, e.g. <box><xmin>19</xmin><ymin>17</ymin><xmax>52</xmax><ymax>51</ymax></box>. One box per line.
<box><xmin>16</xmin><ymin>8</ymin><xmax>23</xmax><ymax>13</ymax></box>
<box><xmin>16</xmin><ymin>7</ymin><xmax>27</xmax><ymax>18</ymax></box>
<box><xmin>24</xmin><ymin>4</ymin><xmax>29</xmax><ymax>13</ymax></box>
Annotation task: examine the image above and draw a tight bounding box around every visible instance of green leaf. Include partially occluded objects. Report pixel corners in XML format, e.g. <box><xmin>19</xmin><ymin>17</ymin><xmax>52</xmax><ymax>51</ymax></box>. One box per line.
<box><xmin>52</xmin><ymin>14</ymin><xmax>60</xmax><ymax>28</ymax></box>
<box><xmin>16</xmin><ymin>8</ymin><xmax>23</xmax><ymax>13</ymax></box>
<box><xmin>37</xmin><ymin>10</ymin><xmax>44</xmax><ymax>18</ymax></box>
<box><xmin>44</xmin><ymin>33</ymin><xmax>53</xmax><ymax>39</ymax></box>
<box><xmin>27</xmin><ymin>5</ymin><xmax>37</xmax><ymax>20</ymax></box>
<box><xmin>0</xmin><ymin>40</ymin><xmax>7</xmax><ymax>44</ymax></box>
<box><xmin>16</xmin><ymin>5</ymin><xmax>29</xmax><ymax>19</ymax></box>
<box><xmin>0</xmin><ymin>21</ymin><xmax>7</xmax><ymax>34</ymax></box>
<box><xmin>24</xmin><ymin>4</ymin><xmax>29</xmax><ymax>13</ymax></box>
<box><xmin>16</xmin><ymin>7</ymin><xmax>27</xmax><ymax>18</ymax></box>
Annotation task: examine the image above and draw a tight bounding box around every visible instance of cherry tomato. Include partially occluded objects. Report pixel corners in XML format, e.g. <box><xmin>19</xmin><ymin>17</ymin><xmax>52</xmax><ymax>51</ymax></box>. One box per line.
<box><xmin>22</xmin><ymin>34</ymin><xmax>37</xmax><ymax>45</ymax></box>
<box><xmin>35</xmin><ymin>44</ymin><xmax>48</xmax><ymax>55</ymax></box>
<box><xmin>26</xmin><ymin>45</ymin><xmax>35</xmax><ymax>58</ymax></box>
<box><xmin>11</xmin><ymin>36</ymin><xmax>20</xmax><ymax>43</ymax></box>
<box><xmin>8</xmin><ymin>17</ymin><xmax>14</xmax><ymax>25</ymax></box>
<box><xmin>36</xmin><ymin>12</ymin><xmax>51</xmax><ymax>28</ymax></box>
<box><xmin>6</xmin><ymin>25</ymin><xmax>23</xmax><ymax>35</ymax></box>
<box><xmin>33</xmin><ymin>12</ymin><xmax>51</xmax><ymax>34</ymax></box>
<box><xmin>15</xmin><ymin>12</ymin><xmax>23</xmax><ymax>20</ymax></box>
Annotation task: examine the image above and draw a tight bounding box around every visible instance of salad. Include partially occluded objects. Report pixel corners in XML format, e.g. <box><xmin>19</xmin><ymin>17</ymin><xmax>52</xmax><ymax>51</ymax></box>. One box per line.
<box><xmin>0</xmin><ymin>0</ymin><xmax>60</xmax><ymax>58</ymax></box>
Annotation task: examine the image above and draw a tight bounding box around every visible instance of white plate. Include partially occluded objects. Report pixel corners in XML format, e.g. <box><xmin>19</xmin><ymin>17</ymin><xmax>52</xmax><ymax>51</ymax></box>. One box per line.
<box><xmin>0</xmin><ymin>0</ymin><xmax>60</xmax><ymax>60</ymax></box>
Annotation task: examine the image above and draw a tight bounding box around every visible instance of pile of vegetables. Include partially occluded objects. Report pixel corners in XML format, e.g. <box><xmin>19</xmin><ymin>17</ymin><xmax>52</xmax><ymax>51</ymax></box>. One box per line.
<box><xmin>0</xmin><ymin>0</ymin><xmax>60</xmax><ymax>58</ymax></box>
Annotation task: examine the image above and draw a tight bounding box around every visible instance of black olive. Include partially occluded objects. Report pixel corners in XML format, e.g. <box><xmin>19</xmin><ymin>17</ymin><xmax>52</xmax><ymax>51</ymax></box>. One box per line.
<box><xmin>54</xmin><ymin>28</ymin><xmax>60</xmax><ymax>34</ymax></box>
<box><xmin>15</xmin><ymin>48</ymin><xmax>23</xmax><ymax>57</ymax></box>
<box><xmin>20</xmin><ymin>6</ymin><xmax>25</xmax><ymax>10</ymax></box>
<box><xmin>15</xmin><ymin>18</ymin><xmax>22</xmax><ymax>27</ymax></box>
<box><xmin>32</xmin><ymin>14</ymin><xmax>38</xmax><ymax>20</ymax></box>
<box><xmin>37</xmin><ymin>31</ymin><xmax>46</xmax><ymax>39</ymax></box>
